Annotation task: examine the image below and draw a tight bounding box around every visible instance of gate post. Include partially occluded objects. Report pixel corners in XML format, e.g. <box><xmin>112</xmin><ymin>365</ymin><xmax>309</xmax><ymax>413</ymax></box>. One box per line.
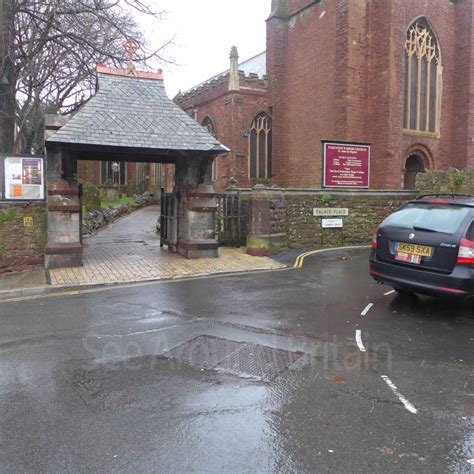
<box><xmin>44</xmin><ymin>145</ymin><xmax>83</xmax><ymax>269</ymax></box>
<box><xmin>174</xmin><ymin>157</ymin><xmax>219</xmax><ymax>258</ymax></box>
<box><xmin>246</xmin><ymin>185</ymin><xmax>287</xmax><ymax>256</ymax></box>
<box><xmin>44</xmin><ymin>179</ymin><xmax>83</xmax><ymax>269</ymax></box>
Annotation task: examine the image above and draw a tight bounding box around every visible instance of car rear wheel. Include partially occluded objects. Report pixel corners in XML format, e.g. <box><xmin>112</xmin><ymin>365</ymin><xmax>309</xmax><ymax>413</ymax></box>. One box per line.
<box><xmin>394</xmin><ymin>287</ymin><xmax>414</xmax><ymax>296</ymax></box>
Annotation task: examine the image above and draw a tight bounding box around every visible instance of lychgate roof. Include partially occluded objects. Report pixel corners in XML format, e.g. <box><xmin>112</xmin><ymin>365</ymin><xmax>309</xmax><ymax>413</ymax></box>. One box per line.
<box><xmin>47</xmin><ymin>66</ymin><xmax>229</xmax><ymax>154</ymax></box>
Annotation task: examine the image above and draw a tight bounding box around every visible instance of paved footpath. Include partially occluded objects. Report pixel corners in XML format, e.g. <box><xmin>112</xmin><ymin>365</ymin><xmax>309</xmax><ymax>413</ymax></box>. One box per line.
<box><xmin>48</xmin><ymin>205</ymin><xmax>284</xmax><ymax>287</ymax></box>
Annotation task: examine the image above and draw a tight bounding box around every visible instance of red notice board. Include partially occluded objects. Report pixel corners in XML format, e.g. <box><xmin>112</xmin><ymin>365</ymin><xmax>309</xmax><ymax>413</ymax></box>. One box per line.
<box><xmin>323</xmin><ymin>141</ymin><xmax>370</xmax><ymax>188</ymax></box>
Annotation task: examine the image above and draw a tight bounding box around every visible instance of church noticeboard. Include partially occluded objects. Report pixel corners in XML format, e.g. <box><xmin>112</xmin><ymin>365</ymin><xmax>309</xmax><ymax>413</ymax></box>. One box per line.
<box><xmin>322</xmin><ymin>141</ymin><xmax>370</xmax><ymax>188</ymax></box>
<box><xmin>1</xmin><ymin>155</ymin><xmax>45</xmax><ymax>200</ymax></box>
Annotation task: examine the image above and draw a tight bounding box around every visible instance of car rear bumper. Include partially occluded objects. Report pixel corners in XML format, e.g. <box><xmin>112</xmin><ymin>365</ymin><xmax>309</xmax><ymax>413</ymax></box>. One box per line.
<box><xmin>369</xmin><ymin>251</ymin><xmax>474</xmax><ymax>297</ymax></box>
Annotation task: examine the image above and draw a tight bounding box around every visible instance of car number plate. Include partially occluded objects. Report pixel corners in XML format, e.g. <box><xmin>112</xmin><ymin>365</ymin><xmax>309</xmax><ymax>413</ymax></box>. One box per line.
<box><xmin>397</xmin><ymin>242</ymin><xmax>433</xmax><ymax>257</ymax></box>
<box><xmin>395</xmin><ymin>252</ymin><xmax>421</xmax><ymax>264</ymax></box>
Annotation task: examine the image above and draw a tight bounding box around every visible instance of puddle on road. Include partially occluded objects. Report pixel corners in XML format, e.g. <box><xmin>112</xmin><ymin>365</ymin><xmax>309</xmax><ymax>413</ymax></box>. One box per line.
<box><xmin>55</xmin><ymin>353</ymin><xmax>267</xmax><ymax>412</ymax></box>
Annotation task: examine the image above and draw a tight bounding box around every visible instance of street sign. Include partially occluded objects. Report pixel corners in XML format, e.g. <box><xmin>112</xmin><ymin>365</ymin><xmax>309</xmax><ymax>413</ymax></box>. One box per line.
<box><xmin>313</xmin><ymin>208</ymin><xmax>349</xmax><ymax>216</ymax></box>
<box><xmin>322</xmin><ymin>218</ymin><xmax>343</xmax><ymax>228</ymax></box>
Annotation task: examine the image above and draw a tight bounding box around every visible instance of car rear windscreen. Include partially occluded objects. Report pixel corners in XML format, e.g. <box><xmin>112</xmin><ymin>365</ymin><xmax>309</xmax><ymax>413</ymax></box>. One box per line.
<box><xmin>467</xmin><ymin>221</ymin><xmax>474</xmax><ymax>240</ymax></box>
<box><xmin>382</xmin><ymin>204</ymin><xmax>470</xmax><ymax>234</ymax></box>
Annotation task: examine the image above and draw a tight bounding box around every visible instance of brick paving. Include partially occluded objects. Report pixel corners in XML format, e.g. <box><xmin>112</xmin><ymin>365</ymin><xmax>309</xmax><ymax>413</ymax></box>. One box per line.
<box><xmin>48</xmin><ymin>206</ymin><xmax>284</xmax><ymax>287</ymax></box>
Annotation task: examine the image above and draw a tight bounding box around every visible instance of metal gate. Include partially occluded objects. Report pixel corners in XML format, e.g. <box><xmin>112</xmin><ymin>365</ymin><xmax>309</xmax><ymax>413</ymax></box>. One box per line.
<box><xmin>160</xmin><ymin>190</ymin><xmax>178</xmax><ymax>249</ymax></box>
<box><xmin>215</xmin><ymin>192</ymin><xmax>247</xmax><ymax>247</ymax></box>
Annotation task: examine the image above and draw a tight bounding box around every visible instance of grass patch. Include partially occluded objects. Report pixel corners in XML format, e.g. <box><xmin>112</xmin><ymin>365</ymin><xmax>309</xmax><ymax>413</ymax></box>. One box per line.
<box><xmin>100</xmin><ymin>196</ymin><xmax>137</xmax><ymax>209</ymax></box>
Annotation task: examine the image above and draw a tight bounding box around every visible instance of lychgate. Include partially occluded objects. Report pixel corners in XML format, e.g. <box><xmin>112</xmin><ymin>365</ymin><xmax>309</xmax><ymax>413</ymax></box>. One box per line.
<box><xmin>44</xmin><ymin>64</ymin><xmax>228</xmax><ymax>269</ymax></box>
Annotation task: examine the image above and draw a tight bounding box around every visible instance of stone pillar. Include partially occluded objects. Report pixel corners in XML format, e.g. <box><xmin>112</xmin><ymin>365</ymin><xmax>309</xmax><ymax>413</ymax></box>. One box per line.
<box><xmin>46</xmin><ymin>144</ymin><xmax>63</xmax><ymax>180</ymax></box>
<box><xmin>44</xmin><ymin>145</ymin><xmax>82</xmax><ymax>269</ymax></box>
<box><xmin>246</xmin><ymin>185</ymin><xmax>287</xmax><ymax>256</ymax></box>
<box><xmin>175</xmin><ymin>157</ymin><xmax>219</xmax><ymax>259</ymax></box>
<box><xmin>44</xmin><ymin>179</ymin><xmax>83</xmax><ymax>269</ymax></box>
<box><xmin>46</xmin><ymin>144</ymin><xmax>77</xmax><ymax>181</ymax></box>
<box><xmin>228</xmin><ymin>46</ymin><xmax>240</xmax><ymax>91</ymax></box>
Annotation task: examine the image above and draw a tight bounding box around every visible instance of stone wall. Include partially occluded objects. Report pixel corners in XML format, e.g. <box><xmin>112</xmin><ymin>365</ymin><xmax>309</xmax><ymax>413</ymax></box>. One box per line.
<box><xmin>243</xmin><ymin>187</ymin><xmax>416</xmax><ymax>254</ymax></box>
<box><xmin>416</xmin><ymin>168</ymin><xmax>474</xmax><ymax>195</ymax></box>
<box><xmin>284</xmin><ymin>191</ymin><xmax>415</xmax><ymax>249</ymax></box>
<box><xmin>0</xmin><ymin>202</ymin><xmax>47</xmax><ymax>274</ymax></box>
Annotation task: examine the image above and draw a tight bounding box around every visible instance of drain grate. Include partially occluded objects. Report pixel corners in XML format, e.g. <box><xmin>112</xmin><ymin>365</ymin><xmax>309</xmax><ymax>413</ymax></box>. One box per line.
<box><xmin>163</xmin><ymin>335</ymin><xmax>304</xmax><ymax>381</ymax></box>
<box><xmin>162</xmin><ymin>335</ymin><xmax>243</xmax><ymax>369</ymax></box>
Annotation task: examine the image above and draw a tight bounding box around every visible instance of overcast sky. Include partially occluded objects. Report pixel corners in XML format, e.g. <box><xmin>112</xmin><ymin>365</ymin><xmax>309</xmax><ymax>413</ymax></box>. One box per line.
<box><xmin>141</xmin><ymin>1</ymin><xmax>269</xmax><ymax>98</ymax></box>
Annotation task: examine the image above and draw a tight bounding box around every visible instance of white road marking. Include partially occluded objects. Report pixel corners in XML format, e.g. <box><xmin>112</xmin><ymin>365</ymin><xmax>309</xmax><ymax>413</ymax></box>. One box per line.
<box><xmin>355</xmin><ymin>330</ymin><xmax>366</xmax><ymax>352</ymax></box>
<box><xmin>381</xmin><ymin>375</ymin><xmax>418</xmax><ymax>414</ymax></box>
<box><xmin>467</xmin><ymin>459</ymin><xmax>474</xmax><ymax>465</ymax></box>
<box><xmin>361</xmin><ymin>303</ymin><xmax>374</xmax><ymax>316</ymax></box>
<box><xmin>384</xmin><ymin>290</ymin><xmax>396</xmax><ymax>296</ymax></box>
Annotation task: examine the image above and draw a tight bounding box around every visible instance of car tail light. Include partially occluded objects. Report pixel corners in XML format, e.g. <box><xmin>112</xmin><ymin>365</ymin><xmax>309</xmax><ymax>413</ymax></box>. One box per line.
<box><xmin>371</xmin><ymin>227</ymin><xmax>378</xmax><ymax>249</ymax></box>
<box><xmin>457</xmin><ymin>238</ymin><xmax>474</xmax><ymax>264</ymax></box>
<box><xmin>425</xmin><ymin>200</ymin><xmax>451</xmax><ymax>205</ymax></box>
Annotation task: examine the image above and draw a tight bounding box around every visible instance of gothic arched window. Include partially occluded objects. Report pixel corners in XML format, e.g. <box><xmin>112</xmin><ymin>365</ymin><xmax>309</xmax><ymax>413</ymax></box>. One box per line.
<box><xmin>249</xmin><ymin>113</ymin><xmax>272</xmax><ymax>178</ymax></box>
<box><xmin>403</xmin><ymin>18</ymin><xmax>441</xmax><ymax>134</ymax></box>
<box><xmin>201</xmin><ymin>116</ymin><xmax>216</xmax><ymax>137</ymax></box>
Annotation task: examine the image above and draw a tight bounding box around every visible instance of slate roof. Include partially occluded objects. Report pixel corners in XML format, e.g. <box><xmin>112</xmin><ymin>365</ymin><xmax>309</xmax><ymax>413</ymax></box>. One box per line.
<box><xmin>233</xmin><ymin>51</ymin><xmax>266</xmax><ymax>78</ymax></box>
<box><xmin>47</xmin><ymin>71</ymin><xmax>229</xmax><ymax>154</ymax></box>
<box><xmin>181</xmin><ymin>51</ymin><xmax>266</xmax><ymax>96</ymax></box>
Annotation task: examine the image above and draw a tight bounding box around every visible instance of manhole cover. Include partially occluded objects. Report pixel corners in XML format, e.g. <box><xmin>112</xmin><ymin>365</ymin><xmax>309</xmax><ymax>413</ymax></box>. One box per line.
<box><xmin>162</xmin><ymin>335</ymin><xmax>304</xmax><ymax>381</ymax></box>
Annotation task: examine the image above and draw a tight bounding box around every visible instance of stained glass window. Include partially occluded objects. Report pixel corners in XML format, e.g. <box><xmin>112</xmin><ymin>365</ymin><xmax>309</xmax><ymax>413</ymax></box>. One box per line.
<box><xmin>249</xmin><ymin>113</ymin><xmax>272</xmax><ymax>178</ymax></box>
<box><xmin>403</xmin><ymin>19</ymin><xmax>441</xmax><ymax>134</ymax></box>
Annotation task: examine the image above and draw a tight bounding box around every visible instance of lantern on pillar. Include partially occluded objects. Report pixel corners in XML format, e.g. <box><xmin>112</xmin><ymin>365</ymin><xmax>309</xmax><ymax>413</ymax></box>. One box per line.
<box><xmin>111</xmin><ymin>161</ymin><xmax>120</xmax><ymax>185</ymax></box>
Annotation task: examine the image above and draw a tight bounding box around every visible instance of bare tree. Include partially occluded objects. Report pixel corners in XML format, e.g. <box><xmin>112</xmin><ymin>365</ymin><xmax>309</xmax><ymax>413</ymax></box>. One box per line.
<box><xmin>0</xmin><ymin>0</ymin><xmax>172</xmax><ymax>154</ymax></box>
<box><xmin>0</xmin><ymin>0</ymin><xmax>15</xmax><ymax>154</ymax></box>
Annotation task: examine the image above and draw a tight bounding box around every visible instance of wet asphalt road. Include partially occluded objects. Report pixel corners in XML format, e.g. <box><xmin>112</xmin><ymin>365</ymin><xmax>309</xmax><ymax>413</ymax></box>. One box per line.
<box><xmin>0</xmin><ymin>249</ymin><xmax>472</xmax><ymax>473</ymax></box>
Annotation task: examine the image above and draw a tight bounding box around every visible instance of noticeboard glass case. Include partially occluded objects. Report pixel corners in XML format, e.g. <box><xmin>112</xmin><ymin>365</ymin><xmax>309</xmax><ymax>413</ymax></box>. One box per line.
<box><xmin>1</xmin><ymin>155</ymin><xmax>45</xmax><ymax>200</ymax></box>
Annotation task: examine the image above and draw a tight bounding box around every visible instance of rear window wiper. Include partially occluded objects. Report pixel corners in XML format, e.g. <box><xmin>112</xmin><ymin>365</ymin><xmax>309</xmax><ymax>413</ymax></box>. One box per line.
<box><xmin>412</xmin><ymin>226</ymin><xmax>450</xmax><ymax>234</ymax></box>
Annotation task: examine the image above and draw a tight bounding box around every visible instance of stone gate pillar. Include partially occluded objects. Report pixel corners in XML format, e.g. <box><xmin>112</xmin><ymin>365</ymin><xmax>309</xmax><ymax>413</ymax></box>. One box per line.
<box><xmin>44</xmin><ymin>146</ymin><xmax>83</xmax><ymax>269</ymax></box>
<box><xmin>174</xmin><ymin>156</ymin><xmax>219</xmax><ymax>258</ymax></box>
<box><xmin>246</xmin><ymin>185</ymin><xmax>287</xmax><ymax>256</ymax></box>
<box><xmin>44</xmin><ymin>179</ymin><xmax>83</xmax><ymax>269</ymax></box>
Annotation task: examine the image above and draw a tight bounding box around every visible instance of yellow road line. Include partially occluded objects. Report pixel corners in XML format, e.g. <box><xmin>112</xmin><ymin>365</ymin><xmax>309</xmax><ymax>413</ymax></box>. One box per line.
<box><xmin>1</xmin><ymin>246</ymin><xmax>370</xmax><ymax>304</ymax></box>
<box><xmin>293</xmin><ymin>245</ymin><xmax>371</xmax><ymax>268</ymax></box>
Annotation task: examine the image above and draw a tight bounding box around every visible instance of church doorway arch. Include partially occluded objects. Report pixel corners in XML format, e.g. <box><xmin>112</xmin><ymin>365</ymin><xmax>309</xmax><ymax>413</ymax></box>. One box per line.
<box><xmin>403</xmin><ymin>153</ymin><xmax>425</xmax><ymax>190</ymax></box>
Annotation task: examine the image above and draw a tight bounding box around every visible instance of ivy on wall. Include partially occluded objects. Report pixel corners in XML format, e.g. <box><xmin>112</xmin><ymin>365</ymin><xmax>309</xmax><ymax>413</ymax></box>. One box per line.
<box><xmin>416</xmin><ymin>167</ymin><xmax>473</xmax><ymax>194</ymax></box>
<box><xmin>0</xmin><ymin>208</ymin><xmax>15</xmax><ymax>225</ymax></box>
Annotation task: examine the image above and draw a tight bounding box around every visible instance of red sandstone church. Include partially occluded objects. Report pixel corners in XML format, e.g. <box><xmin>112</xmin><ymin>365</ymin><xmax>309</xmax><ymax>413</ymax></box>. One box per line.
<box><xmin>175</xmin><ymin>0</ymin><xmax>473</xmax><ymax>191</ymax></box>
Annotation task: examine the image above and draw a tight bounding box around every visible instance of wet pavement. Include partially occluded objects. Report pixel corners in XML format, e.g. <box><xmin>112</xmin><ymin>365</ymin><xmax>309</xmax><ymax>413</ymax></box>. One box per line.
<box><xmin>48</xmin><ymin>206</ymin><xmax>283</xmax><ymax>287</ymax></box>
<box><xmin>0</xmin><ymin>248</ymin><xmax>472</xmax><ymax>472</ymax></box>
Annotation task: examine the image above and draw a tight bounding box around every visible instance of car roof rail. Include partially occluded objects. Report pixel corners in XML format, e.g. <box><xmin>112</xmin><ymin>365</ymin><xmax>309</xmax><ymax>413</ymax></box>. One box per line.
<box><xmin>415</xmin><ymin>193</ymin><xmax>474</xmax><ymax>200</ymax></box>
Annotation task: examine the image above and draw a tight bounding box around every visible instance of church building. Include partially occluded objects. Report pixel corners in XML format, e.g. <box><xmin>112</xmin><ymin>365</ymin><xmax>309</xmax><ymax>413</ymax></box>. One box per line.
<box><xmin>175</xmin><ymin>48</ymin><xmax>269</xmax><ymax>191</ymax></box>
<box><xmin>176</xmin><ymin>0</ymin><xmax>474</xmax><ymax>191</ymax></box>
